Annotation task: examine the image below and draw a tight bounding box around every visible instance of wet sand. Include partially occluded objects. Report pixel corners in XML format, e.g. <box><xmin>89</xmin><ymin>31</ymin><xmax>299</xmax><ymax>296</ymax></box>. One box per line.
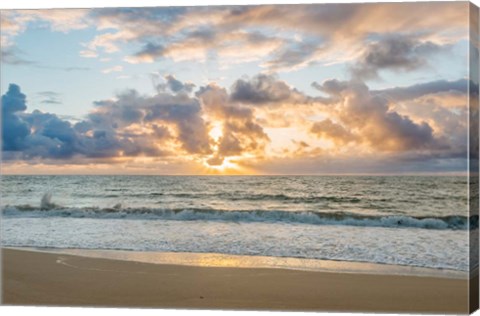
<box><xmin>1</xmin><ymin>248</ymin><xmax>473</xmax><ymax>313</ymax></box>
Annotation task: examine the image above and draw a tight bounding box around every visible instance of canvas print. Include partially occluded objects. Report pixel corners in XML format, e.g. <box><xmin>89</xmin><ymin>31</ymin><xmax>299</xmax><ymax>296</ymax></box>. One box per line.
<box><xmin>1</xmin><ymin>1</ymin><xmax>479</xmax><ymax>314</ymax></box>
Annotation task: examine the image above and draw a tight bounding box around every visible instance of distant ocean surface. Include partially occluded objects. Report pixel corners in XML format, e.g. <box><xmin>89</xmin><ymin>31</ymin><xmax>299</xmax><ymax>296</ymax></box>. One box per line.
<box><xmin>1</xmin><ymin>175</ymin><xmax>477</xmax><ymax>272</ymax></box>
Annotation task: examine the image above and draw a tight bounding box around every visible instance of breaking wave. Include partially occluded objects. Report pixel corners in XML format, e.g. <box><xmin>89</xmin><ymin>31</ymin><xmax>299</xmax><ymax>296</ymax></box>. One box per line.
<box><xmin>2</xmin><ymin>204</ymin><xmax>476</xmax><ymax>230</ymax></box>
<box><xmin>40</xmin><ymin>193</ymin><xmax>57</xmax><ymax>210</ymax></box>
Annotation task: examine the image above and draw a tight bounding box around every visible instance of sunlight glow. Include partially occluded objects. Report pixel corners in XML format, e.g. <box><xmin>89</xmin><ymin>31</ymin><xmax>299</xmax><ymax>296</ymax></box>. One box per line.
<box><xmin>209</xmin><ymin>122</ymin><xmax>223</xmax><ymax>143</ymax></box>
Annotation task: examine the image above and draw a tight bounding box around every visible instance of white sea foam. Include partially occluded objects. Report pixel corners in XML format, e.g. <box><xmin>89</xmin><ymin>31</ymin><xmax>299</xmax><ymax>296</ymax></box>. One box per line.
<box><xmin>1</xmin><ymin>217</ymin><xmax>472</xmax><ymax>272</ymax></box>
<box><xmin>1</xmin><ymin>175</ymin><xmax>473</xmax><ymax>273</ymax></box>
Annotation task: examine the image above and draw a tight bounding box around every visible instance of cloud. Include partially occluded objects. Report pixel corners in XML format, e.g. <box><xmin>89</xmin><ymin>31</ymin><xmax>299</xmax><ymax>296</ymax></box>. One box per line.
<box><xmin>1</xmin><ymin>47</ymin><xmax>34</xmax><ymax>65</ymax></box>
<box><xmin>197</xmin><ymin>83</ymin><xmax>270</xmax><ymax>165</ymax></box>
<box><xmin>3</xmin><ymin>3</ymin><xmax>469</xmax><ymax>73</ymax></box>
<box><xmin>166</xmin><ymin>75</ymin><xmax>195</xmax><ymax>93</ymax></box>
<box><xmin>1</xmin><ymin>11</ymin><xmax>34</xmax><ymax>49</ymax></box>
<box><xmin>2</xmin><ymin>74</ymin><xmax>470</xmax><ymax>173</ymax></box>
<box><xmin>38</xmin><ymin>91</ymin><xmax>62</xmax><ymax>105</ymax></box>
<box><xmin>151</xmin><ymin>103</ymin><xmax>211</xmax><ymax>155</ymax></box>
<box><xmin>158</xmin><ymin>2</ymin><xmax>465</xmax><ymax>71</ymax></box>
<box><xmin>79</xmin><ymin>50</ymin><xmax>98</xmax><ymax>58</ymax></box>
<box><xmin>125</xmin><ymin>30</ymin><xmax>283</xmax><ymax>65</ymax></box>
<box><xmin>40</xmin><ymin>99</ymin><xmax>61</xmax><ymax>105</ymax></box>
<box><xmin>2</xmin><ymin>84</ymin><xmax>30</xmax><ymax>151</ymax></box>
<box><xmin>64</xmin><ymin>66</ymin><xmax>90</xmax><ymax>72</ymax></box>
<box><xmin>89</xmin><ymin>91</ymin><xmax>212</xmax><ymax>156</ymax></box>
<box><xmin>2</xmin><ymin>84</ymin><xmax>27</xmax><ymax>113</ymax></box>
<box><xmin>379</xmin><ymin>82</ymin><xmax>470</xmax><ymax>157</ymax></box>
<box><xmin>310</xmin><ymin>119</ymin><xmax>355</xmax><ymax>145</ymax></box>
<box><xmin>312</xmin><ymin>79</ymin><xmax>349</xmax><ymax>96</ymax></box>
<box><xmin>20</xmin><ymin>9</ymin><xmax>89</xmax><ymax>33</ymax></box>
<box><xmin>23</xmin><ymin>110</ymin><xmax>79</xmax><ymax>159</ymax></box>
<box><xmin>216</xmin><ymin>3</ymin><xmax>464</xmax><ymax>37</ymax></box>
<box><xmin>102</xmin><ymin>65</ymin><xmax>123</xmax><ymax>74</ymax></box>
<box><xmin>1</xmin><ymin>46</ymin><xmax>90</xmax><ymax>71</ymax></box>
<box><xmin>372</xmin><ymin>79</ymin><xmax>468</xmax><ymax>102</ymax></box>
<box><xmin>230</xmin><ymin>74</ymin><xmax>305</xmax><ymax>105</ymax></box>
<box><xmin>2</xmin><ymin>83</ymin><xmax>213</xmax><ymax>161</ymax></box>
<box><xmin>1</xmin><ymin>10</ymin><xmax>89</xmax><ymax>65</ymax></box>
<box><xmin>127</xmin><ymin>42</ymin><xmax>164</xmax><ymax>63</ymax></box>
<box><xmin>261</xmin><ymin>41</ymin><xmax>322</xmax><ymax>72</ymax></box>
<box><xmin>351</xmin><ymin>34</ymin><xmax>450</xmax><ymax>79</ymax></box>
<box><xmin>369</xmin><ymin>81</ymin><xmax>470</xmax><ymax>159</ymax></box>
<box><xmin>310</xmin><ymin>79</ymin><xmax>450</xmax><ymax>152</ymax></box>
<box><xmin>154</xmin><ymin>74</ymin><xmax>196</xmax><ymax>94</ymax></box>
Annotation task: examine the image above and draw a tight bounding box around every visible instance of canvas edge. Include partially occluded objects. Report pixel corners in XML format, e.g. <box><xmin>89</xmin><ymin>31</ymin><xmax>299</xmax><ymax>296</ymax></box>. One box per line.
<box><xmin>469</xmin><ymin>1</ymin><xmax>480</xmax><ymax>314</ymax></box>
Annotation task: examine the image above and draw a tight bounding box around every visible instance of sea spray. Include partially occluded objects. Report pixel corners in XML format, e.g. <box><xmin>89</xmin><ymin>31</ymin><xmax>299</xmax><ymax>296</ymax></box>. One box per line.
<box><xmin>40</xmin><ymin>193</ymin><xmax>56</xmax><ymax>210</ymax></box>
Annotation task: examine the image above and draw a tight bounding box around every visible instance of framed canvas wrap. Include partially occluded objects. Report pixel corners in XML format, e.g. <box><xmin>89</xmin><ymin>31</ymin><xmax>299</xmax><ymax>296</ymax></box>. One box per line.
<box><xmin>0</xmin><ymin>1</ymin><xmax>479</xmax><ymax>314</ymax></box>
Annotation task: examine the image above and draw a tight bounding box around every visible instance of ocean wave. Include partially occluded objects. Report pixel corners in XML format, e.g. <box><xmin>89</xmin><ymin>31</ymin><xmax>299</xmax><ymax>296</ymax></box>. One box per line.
<box><xmin>2</xmin><ymin>204</ymin><xmax>476</xmax><ymax>230</ymax></box>
<box><xmin>71</xmin><ymin>191</ymin><xmax>364</xmax><ymax>203</ymax></box>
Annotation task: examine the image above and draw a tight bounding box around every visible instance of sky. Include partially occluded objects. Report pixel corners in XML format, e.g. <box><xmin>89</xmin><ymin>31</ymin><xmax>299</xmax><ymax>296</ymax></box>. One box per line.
<box><xmin>0</xmin><ymin>2</ymin><xmax>477</xmax><ymax>175</ymax></box>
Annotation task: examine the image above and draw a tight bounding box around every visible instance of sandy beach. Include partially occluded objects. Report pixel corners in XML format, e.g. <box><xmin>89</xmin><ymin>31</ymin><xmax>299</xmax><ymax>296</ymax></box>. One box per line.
<box><xmin>1</xmin><ymin>248</ymin><xmax>475</xmax><ymax>313</ymax></box>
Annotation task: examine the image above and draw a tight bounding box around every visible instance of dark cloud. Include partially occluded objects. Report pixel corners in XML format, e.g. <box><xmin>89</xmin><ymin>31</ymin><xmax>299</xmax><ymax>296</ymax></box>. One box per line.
<box><xmin>351</xmin><ymin>35</ymin><xmax>449</xmax><ymax>80</ymax></box>
<box><xmin>1</xmin><ymin>46</ymin><xmax>90</xmax><ymax>72</ymax></box>
<box><xmin>312</xmin><ymin>79</ymin><xmax>350</xmax><ymax>96</ymax></box>
<box><xmin>263</xmin><ymin>41</ymin><xmax>320</xmax><ymax>71</ymax></box>
<box><xmin>90</xmin><ymin>89</ymin><xmax>212</xmax><ymax>155</ymax></box>
<box><xmin>22</xmin><ymin>110</ymin><xmax>78</xmax><ymax>159</ymax></box>
<box><xmin>1</xmin><ymin>48</ymin><xmax>34</xmax><ymax>66</ymax></box>
<box><xmin>38</xmin><ymin>91</ymin><xmax>62</xmax><ymax>105</ymax></box>
<box><xmin>156</xmin><ymin>74</ymin><xmax>196</xmax><ymax>94</ymax></box>
<box><xmin>133</xmin><ymin>42</ymin><xmax>165</xmax><ymax>61</ymax></box>
<box><xmin>2</xmin><ymin>84</ymin><xmax>31</xmax><ymax>151</ymax></box>
<box><xmin>0</xmin><ymin>85</ymin><xmax>83</xmax><ymax>159</ymax></box>
<box><xmin>165</xmin><ymin>75</ymin><xmax>185</xmax><ymax>92</ymax></box>
<box><xmin>40</xmin><ymin>100</ymin><xmax>61</xmax><ymax>105</ymax></box>
<box><xmin>2</xmin><ymin>84</ymin><xmax>27</xmax><ymax>113</ymax></box>
<box><xmin>1</xmin><ymin>83</ymin><xmax>212</xmax><ymax>160</ymax></box>
<box><xmin>372</xmin><ymin>79</ymin><xmax>468</xmax><ymax>101</ymax></box>
<box><xmin>187</xmin><ymin>28</ymin><xmax>217</xmax><ymax>41</ymax></box>
<box><xmin>230</xmin><ymin>74</ymin><xmax>302</xmax><ymax>105</ymax></box>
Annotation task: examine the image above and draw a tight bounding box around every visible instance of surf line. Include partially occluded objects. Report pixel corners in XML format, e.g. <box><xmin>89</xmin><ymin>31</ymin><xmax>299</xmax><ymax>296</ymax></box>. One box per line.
<box><xmin>54</xmin><ymin>255</ymin><xmax>154</xmax><ymax>275</ymax></box>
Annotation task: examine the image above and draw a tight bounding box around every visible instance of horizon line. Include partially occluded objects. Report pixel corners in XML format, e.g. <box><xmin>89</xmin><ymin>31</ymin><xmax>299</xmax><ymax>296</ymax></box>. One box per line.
<box><xmin>0</xmin><ymin>172</ymin><xmax>470</xmax><ymax>177</ymax></box>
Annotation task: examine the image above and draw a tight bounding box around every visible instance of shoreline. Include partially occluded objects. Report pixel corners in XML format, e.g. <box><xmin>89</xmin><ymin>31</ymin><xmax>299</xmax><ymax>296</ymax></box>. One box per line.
<box><xmin>2</xmin><ymin>248</ymin><xmax>474</xmax><ymax>313</ymax></box>
<box><xmin>7</xmin><ymin>246</ymin><xmax>469</xmax><ymax>279</ymax></box>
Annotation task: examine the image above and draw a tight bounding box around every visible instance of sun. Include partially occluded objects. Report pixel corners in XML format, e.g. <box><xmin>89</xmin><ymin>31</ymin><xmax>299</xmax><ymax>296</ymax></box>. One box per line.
<box><xmin>203</xmin><ymin>121</ymin><xmax>254</xmax><ymax>175</ymax></box>
<box><xmin>209</xmin><ymin>122</ymin><xmax>223</xmax><ymax>143</ymax></box>
<box><xmin>200</xmin><ymin>155</ymin><xmax>247</xmax><ymax>175</ymax></box>
<box><xmin>209</xmin><ymin>158</ymin><xmax>237</xmax><ymax>171</ymax></box>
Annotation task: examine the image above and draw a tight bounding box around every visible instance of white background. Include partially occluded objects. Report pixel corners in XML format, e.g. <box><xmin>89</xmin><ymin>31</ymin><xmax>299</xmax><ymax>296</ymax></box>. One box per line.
<box><xmin>1</xmin><ymin>0</ymin><xmax>479</xmax><ymax>316</ymax></box>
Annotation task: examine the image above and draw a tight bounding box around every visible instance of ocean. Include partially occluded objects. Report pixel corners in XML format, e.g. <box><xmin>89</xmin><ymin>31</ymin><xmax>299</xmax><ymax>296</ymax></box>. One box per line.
<box><xmin>1</xmin><ymin>175</ymin><xmax>477</xmax><ymax>273</ymax></box>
